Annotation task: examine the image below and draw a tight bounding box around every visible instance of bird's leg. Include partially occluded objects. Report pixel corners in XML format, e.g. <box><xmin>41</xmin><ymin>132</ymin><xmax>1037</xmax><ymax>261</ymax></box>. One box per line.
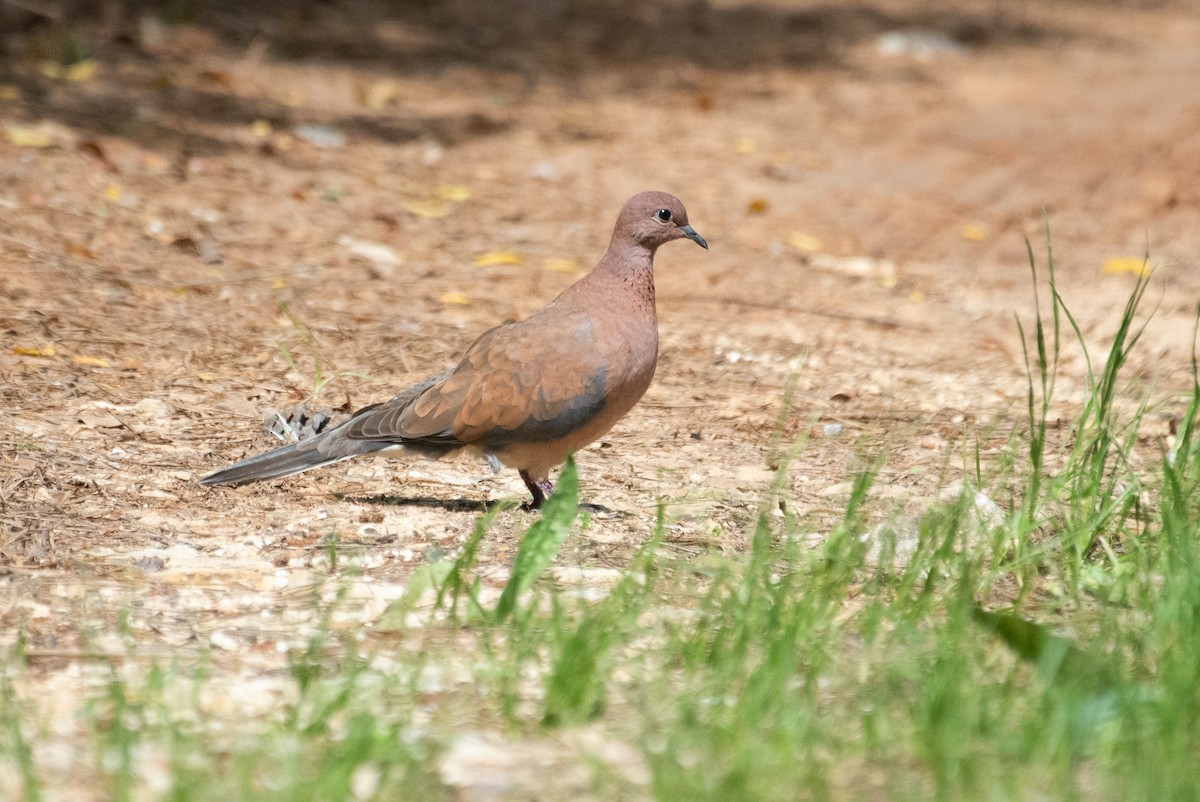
<box><xmin>519</xmin><ymin>470</ymin><xmax>554</xmax><ymax>511</ymax></box>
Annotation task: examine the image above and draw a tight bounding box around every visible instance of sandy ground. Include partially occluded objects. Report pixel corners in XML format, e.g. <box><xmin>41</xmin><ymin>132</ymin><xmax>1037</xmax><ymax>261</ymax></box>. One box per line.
<box><xmin>2</xmin><ymin>0</ymin><xmax>1199</xmax><ymax>790</ymax></box>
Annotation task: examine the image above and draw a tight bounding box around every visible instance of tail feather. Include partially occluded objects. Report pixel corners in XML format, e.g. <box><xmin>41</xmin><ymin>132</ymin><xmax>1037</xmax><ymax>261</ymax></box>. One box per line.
<box><xmin>201</xmin><ymin>387</ymin><xmax>466</xmax><ymax>488</ymax></box>
<box><xmin>200</xmin><ymin>420</ymin><xmax>461</xmax><ymax>488</ymax></box>
<box><xmin>199</xmin><ymin>439</ymin><xmax>357</xmax><ymax>486</ymax></box>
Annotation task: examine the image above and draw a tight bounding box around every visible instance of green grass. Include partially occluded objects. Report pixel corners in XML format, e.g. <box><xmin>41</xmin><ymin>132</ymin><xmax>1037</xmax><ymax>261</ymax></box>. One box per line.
<box><xmin>3</xmin><ymin>237</ymin><xmax>1199</xmax><ymax>800</ymax></box>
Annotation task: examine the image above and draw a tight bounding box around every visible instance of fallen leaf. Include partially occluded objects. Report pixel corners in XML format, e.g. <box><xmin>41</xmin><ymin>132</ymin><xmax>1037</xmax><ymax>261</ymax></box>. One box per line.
<box><xmin>401</xmin><ymin>200</ymin><xmax>450</xmax><ymax>219</ymax></box>
<box><xmin>746</xmin><ymin>198</ymin><xmax>769</xmax><ymax>215</ymax></box>
<box><xmin>104</xmin><ymin>182</ymin><xmax>122</xmax><ymax>201</ymax></box>
<box><xmin>66</xmin><ymin>242</ymin><xmax>97</xmax><ymax>259</ymax></box>
<box><xmin>439</xmin><ymin>185</ymin><xmax>471</xmax><ymax>202</ymax></box>
<box><xmin>0</xmin><ymin>84</ymin><xmax>20</xmax><ymax>101</ymax></box>
<box><xmin>371</xmin><ymin>209</ymin><xmax>400</xmax><ymax>227</ymax></box>
<box><xmin>908</xmin><ymin>290</ymin><xmax>925</xmax><ymax>304</ymax></box>
<box><xmin>199</xmin><ymin>69</ymin><xmax>235</xmax><ymax>88</ymax></box>
<box><xmin>474</xmin><ymin>251</ymin><xmax>523</xmax><ymax>267</ymax></box>
<box><xmin>787</xmin><ymin>232</ymin><xmax>822</xmax><ymax>252</ymax></box>
<box><xmin>294</xmin><ymin>124</ymin><xmax>345</xmax><ymax>148</ymax></box>
<box><xmin>72</xmin><ymin>355</ymin><xmax>111</xmax><ymax>368</ymax></box>
<box><xmin>344</xmin><ymin>238</ymin><xmax>402</xmax><ymax>267</ymax></box>
<box><xmin>6</xmin><ymin>125</ymin><xmax>53</xmax><ymax>148</ymax></box>
<box><xmin>439</xmin><ymin>291</ymin><xmax>471</xmax><ymax>305</ymax></box>
<box><xmin>736</xmin><ymin>136</ymin><xmax>757</xmax><ymax>155</ymax></box>
<box><xmin>962</xmin><ymin>224</ymin><xmax>985</xmax><ymax>241</ymax></box>
<box><xmin>271</xmin><ymin>278</ymin><xmax>286</xmax><ymax>289</ymax></box>
<box><xmin>1102</xmin><ymin>257</ymin><xmax>1150</xmax><ymax>277</ymax></box>
<box><xmin>251</xmin><ymin>119</ymin><xmax>272</xmax><ymax>138</ymax></box>
<box><xmin>77</xmin><ymin>410</ymin><xmax>123</xmax><ymax>429</ymax></box>
<box><xmin>64</xmin><ymin>59</ymin><xmax>98</xmax><ymax>82</ymax></box>
<box><xmin>196</xmin><ymin>372</ymin><xmax>219</xmax><ymax>382</ymax></box>
<box><xmin>362</xmin><ymin>79</ymin><xmax>401</xmax><ymax>110</ymax></box>
<box><xmin>13</xmin><ymin>346</ymin><xmax>56</xmax><ymax>357</ymax></box>
<box><xmin>79</xmin><ymin>139</ymin><xmax>118</xmax><ymax>171</ymax></box>
<box><xmin>543</xmin><ymin>258</ymin><xmax>578</xmax><ymax>273</ymax></box>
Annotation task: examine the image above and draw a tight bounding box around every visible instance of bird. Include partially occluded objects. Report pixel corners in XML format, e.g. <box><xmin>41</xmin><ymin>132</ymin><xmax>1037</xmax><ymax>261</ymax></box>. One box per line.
<box><xmin>200</xmin><ymin>191</ymin><xmax>708</xmax><ymax>509</ymax></box>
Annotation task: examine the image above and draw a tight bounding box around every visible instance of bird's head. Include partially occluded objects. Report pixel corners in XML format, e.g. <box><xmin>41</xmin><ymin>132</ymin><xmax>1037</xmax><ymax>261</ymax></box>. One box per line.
<box><xmin>615</xmin><ymin>191</ymin><xmax>708</xmax><ymax>252</ymax></box>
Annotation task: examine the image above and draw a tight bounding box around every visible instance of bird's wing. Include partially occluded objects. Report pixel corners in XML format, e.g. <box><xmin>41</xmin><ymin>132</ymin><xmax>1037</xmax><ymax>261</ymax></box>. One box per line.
<box><xmin>345</xmin><ymin>310</ymin><xmax>609</xmax><ymax>447</ymax></box>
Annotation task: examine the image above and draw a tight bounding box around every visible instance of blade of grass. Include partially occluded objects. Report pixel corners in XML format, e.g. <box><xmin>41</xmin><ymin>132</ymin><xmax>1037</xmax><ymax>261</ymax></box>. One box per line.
<box><xmin>494</xmin><ymin>458</ymin><xmax>579</xmax><ymax>623</ymax></box>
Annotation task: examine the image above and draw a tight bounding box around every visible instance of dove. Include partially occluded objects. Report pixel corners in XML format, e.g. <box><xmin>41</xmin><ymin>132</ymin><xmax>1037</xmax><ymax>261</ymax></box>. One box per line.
<box><xmin>200</xmin><ymin>191</ymin><xmax>708</xmax><ymax>508</ymax></box>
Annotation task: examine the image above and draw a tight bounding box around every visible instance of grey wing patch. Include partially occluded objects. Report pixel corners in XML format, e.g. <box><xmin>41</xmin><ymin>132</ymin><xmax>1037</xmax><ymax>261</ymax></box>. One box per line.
<box><xmin>475</xmin><ymin>364</ymin><xmax>609</xmax><ymax>446</ymax></box>
<box><xmin>344</xmin><ymin>373</ymin><xmax>458</xmax><ymax>444</ymax></box>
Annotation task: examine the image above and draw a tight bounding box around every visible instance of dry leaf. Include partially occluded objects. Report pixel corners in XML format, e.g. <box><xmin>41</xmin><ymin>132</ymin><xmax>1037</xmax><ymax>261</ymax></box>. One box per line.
<box><xmin>474</xmin><ymin>251</ymin><xmax>523</xmax><ymax>267</ymax></box>
<box><xmin>962</xmin><ymin>224</ymin><xmax>985</xmax><ymax>241</ymax></box>
<box><xmin>746</xmin><ymin>198</ymin><xmax>769</xmax><ymax>214</ymax></box>
<box><xmin>72</xmin><ymin>355</ymin><xmax>111</xmax><ymax>368</ymax></box>
<box><xmin>344</xmin><ymin>239</ymin><xmax>402</xmax><ymax>267</ymax></box>
<box><xmin>104</xmin><ymin>182</ymin><xmax>122</xmax><ymax>201</ymax></box>
<box><xmin>401</xmin><ymin>200</ymin><xmax>450</xmax><ymax>219</ymax></box>
<box><xmin>64</xmin><ymin>59</ymin><xmax>98</xmax><ymax>82</ymax></box>
<box><xmin>294</xmin><ymin>124</ymin><xmax>345</xmax><ymax>148</ymax></box>
<box><xmin>6</xmin><ymin>125</ymin><xmax>53</xmax><ymax>148</ymax></box>
<box><xmin>736</xmin><ymin>137</ymin><xmax>757</xmax><ymax>154</ymax></box>
<box><xmin>543</xmin><ymin>258</ymin><xmax>578</xmax><ymax>273</ymax></box>
<box><xmin>1102</xmin><ymin>257</ymin><xmax>1150</xmax><ymax>277</ymax></box>
<box><xmin>66</xmin><ymin>242</ymin><xmax>97</xmax><ymax>259</ymax></box>
<box><xmin>199</xmin><ymin>69</ymin><xmax>235</xmax><ymax>88</ymax></box>
<box><xmin>0</xmin><ymin>84</ymin><xmax>20</xmax><ymax>101</ymax></box>
<box><xmin>13</xmin><ymin>345</ymin><xmax>56</xmax><ymax>357</ymax></box>
<box><xmin>77</xmin><ymin>410</ymin><xmax>123</xmax><ymax>429</ymax></box>
<box><xmin>439</xmin><ymin>185</ymin><xmax>471</xmax><ymax>202</ymax></box>
<box><xmin>363</xmin><ymin>79</ymin><xmax>401</xmax><ymax>110</ymax></box>
<box><xmin>439</xmin><ymin>291</ymin><xmax>471</xmax><ymax>305</ymax></box>
<box><xmin>79</xmin><ymin>139</ymin><xmax>117</xmax><ymax>171</ymax></box>
<box><xmin>786</xmin><ymin>232</ymin><xmax>822</xmax><ymax>252</ymax></box>
<box><xmin>251</xmin><ymin>120</ymin><xmax>272</xmax><ymax>138</ymax></box>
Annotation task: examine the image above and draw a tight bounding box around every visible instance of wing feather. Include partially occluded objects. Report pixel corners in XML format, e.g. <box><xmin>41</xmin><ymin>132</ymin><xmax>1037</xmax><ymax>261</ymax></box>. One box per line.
<box><xmin>343</xmin><ymin>310</ymin><xmax>609</xmax><ymax>448</ymax></box>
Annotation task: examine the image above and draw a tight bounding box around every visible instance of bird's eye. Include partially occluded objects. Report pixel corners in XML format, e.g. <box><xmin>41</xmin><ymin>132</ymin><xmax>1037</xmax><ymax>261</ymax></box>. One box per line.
<box><xmin>655</xmin><ymin>208</ymin><xmax>672</xmax><ymax>222</ymax></box>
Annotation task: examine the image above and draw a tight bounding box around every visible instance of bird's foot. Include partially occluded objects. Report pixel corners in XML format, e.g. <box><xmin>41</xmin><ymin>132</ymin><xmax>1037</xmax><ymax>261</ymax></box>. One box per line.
<box><xmin>519</xmin><ymin>470</ymin><xmax>555</xmax><ymax>511</ymax></box>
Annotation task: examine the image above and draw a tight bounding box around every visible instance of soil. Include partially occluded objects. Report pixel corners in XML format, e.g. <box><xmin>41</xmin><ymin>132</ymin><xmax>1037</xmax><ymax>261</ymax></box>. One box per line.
<box><xmin>2</xmin><ymin>0</ymin><xmax>1199</xmax><ymax>790</ymax></box>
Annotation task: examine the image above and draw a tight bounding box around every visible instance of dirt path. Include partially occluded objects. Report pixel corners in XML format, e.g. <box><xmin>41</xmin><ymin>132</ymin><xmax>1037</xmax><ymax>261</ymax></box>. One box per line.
<box><xmin>2</xmin><ymin>0</ymin><xmax>1198</xmax><ymax>732</ymax></box>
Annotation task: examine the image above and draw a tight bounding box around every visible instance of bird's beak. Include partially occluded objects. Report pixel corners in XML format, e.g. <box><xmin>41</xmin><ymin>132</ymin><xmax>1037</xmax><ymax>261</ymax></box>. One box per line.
<box><xmin>680</xmin><ymin>225</ymin><xmax>708</xmax><ymax>250</ymax></box>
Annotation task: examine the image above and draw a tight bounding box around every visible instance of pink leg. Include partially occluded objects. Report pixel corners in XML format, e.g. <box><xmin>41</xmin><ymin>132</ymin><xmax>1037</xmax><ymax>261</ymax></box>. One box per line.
<box><xmin>519</xmin><ymin>469</ymin><xmax>554</xmax><ymax>510</ymax></box>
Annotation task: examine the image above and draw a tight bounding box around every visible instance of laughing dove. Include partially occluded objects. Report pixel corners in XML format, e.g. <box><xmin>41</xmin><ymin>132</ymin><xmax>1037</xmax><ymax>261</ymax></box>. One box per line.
<box><xmin>200</xmin><ymin>191</ymin><xmax>708</xmax><ymax>508</ymax></box>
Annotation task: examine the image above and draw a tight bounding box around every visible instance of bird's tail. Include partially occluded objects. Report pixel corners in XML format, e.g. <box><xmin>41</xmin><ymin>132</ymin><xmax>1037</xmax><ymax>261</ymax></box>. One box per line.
<box><xmin>199</xmin><ymin>439</ymin><xmax>359</xmax><ymax>486</ymax></box>
<box><xmin>200</xmin><ymin>389</ymin><xmax>458</xmax><ymax>488</ymax></box>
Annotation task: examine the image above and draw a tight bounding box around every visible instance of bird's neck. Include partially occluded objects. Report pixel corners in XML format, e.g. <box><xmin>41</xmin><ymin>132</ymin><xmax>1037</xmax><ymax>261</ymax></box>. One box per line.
<box><xmin>592</xmin><ymin>243</ymin><xmax>657</xmax><ymax>317</ymax></box>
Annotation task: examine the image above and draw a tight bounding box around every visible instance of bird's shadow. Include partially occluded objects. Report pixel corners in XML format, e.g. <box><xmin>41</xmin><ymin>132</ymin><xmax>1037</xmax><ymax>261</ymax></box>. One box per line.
<box><xmin>333</xmin><ymin>493</ymin><xmax>628</xmax><ymax>519</ymax></box>
<box><xmin>334</xmin><ymin>493</ymin><xmax>497</xmax><ymax>514</ymax></box>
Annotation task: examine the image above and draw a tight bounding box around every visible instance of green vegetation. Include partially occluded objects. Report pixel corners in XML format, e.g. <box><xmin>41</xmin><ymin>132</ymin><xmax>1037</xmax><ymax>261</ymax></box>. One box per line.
<box><xmin>3</xmin><ymin>240</ymin><xmax>1198</xmax><ymax>800</ymax></box>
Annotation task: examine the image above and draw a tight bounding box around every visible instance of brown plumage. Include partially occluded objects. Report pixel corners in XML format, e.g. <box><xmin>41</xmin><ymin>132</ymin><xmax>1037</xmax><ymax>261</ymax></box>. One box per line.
<box><xmin>200</xmin><ymin>191</ymin><xmax>708</xmax><ymax>508</ymax></box>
